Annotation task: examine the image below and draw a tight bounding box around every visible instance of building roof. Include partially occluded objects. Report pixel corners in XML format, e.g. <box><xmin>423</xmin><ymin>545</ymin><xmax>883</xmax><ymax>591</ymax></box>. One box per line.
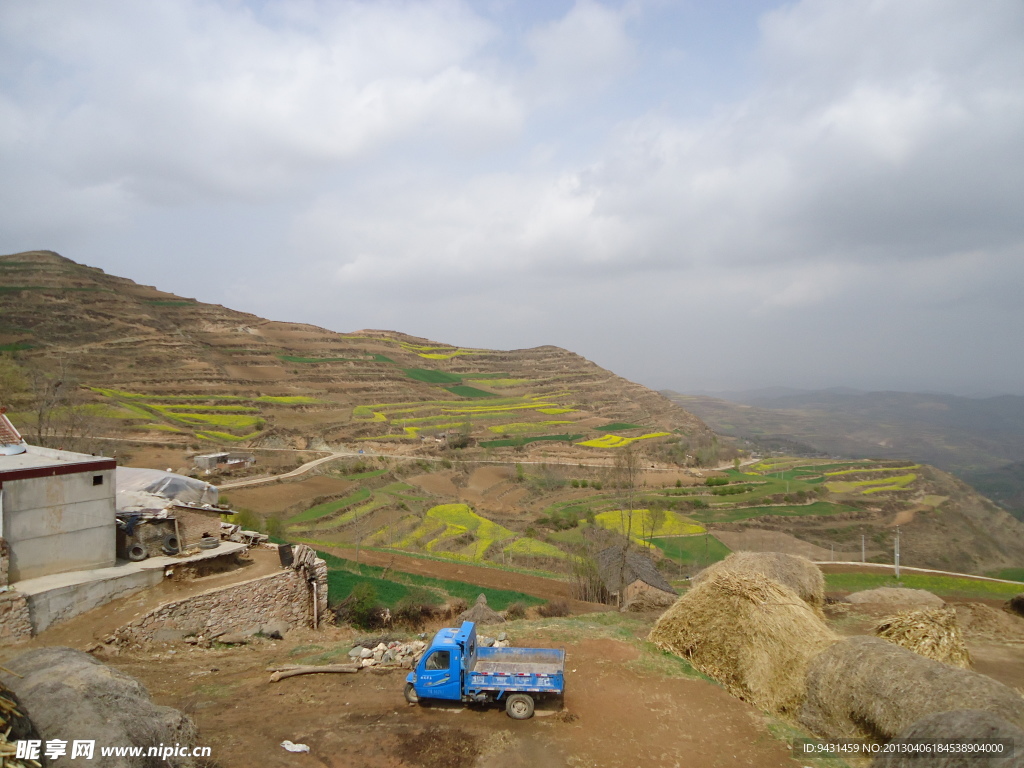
<box><xmin>0</xmin><ymin>408</ymin><xmax>25</xmax><ymax>453</ymax></box>
<box><xmin>596</xmin><ymin>544</ymin><xmax>677</xmax><ymax>595</ymax></box>
<box><xmin>0</xmin><ymin>444</ymin><xmax>116</xmax><ymax>480</ymax></box>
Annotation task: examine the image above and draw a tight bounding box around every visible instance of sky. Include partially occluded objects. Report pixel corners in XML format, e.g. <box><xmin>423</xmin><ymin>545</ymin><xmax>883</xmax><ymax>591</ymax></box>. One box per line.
<box><xmin>1</xmin><ymin>0</ymin><xmax>1023</xmax><ymax>397</ymax></box>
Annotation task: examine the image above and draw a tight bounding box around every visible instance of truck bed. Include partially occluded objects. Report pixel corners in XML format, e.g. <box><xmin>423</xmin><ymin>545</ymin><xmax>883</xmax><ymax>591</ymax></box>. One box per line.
<box><xmin>467</xmin><ymin>647</ymin><xmax>565</xmax><ymax>693</ymax></box>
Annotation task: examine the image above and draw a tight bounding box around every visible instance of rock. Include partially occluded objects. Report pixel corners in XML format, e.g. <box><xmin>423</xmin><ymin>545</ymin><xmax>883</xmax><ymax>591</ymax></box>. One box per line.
<box><xmin>497</xmin><ymin>632</ymin><xmax>507</xmax><ymax>642</ymax></box>
<box><xmin>216</xmin><ymin>633</ymin><xmax>248</xmax><ymax>645</ymax></box>
<box><xmin>242</xmin><ymin>625</ymin><xmax>262</xmax><ymax>637</ymax></box>
<box><xmin>348</xmin><ymin>647</ymin><xmax>363</xmax><ymax>658</ymax></box>
<box><xmin>153</xmin><ymin>629</ymin><xmax>190</xmax><ymax>644</ymax></box>
<box><xmin>382</xmin><ymin>650</ymin><xmax>396</xmax><ymax>664</ymax></box>
<box><xmin>374</xmin><ymin>643</ymin><xmax>387</xmax><ymax>652</ymax></box>
<box><xmin>361</xmin><ymin>658</ymin><xmax>376</xmax><ymax>667</ymax></box>
<box><xmin>373</xmin><ymin>650</ymin><xmax>385</xmax><ymax>662</ymax></box>
<box><xmin>261</xmin><ymin>620</ymin><xmax>289</xmax><ymax>640</ymax></box>
<box><xmin>494</xmin><ymin>640</ymin><xmax>508</xmax><ymax>648</ymax></box>
<box><xmin>359</xmin><ymin>647</ymin><xmax>374</xmax><ymax>659</ymax></box>
<box><xmin>4</xmin><ymin>647</ymin><xmax>196</xmax><ymax>768</ymax></box>
<box><xmin>480</xmin><ymin>636</ymin><xmax>495</xmax><ymax>647</ymax></box>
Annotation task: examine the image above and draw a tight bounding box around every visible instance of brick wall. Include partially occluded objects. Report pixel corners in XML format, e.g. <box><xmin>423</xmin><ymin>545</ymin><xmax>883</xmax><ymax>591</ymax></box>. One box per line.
<box><xmin>0</xmin><ymin>590</ymin><xmax>32</xmax><ymax>646</ymax></box>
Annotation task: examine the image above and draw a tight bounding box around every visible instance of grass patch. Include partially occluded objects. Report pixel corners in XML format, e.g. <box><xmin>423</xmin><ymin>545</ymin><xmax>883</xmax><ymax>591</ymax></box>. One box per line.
<box><xmin>988</xmin><ymin>568</ymin><xmax>1024</xmax><ymax>583</ymax></box>
<box><xmin>595</xmin><ymin>422</ymin><xmax>644</xmax><ymax>432</ymax></box>
<box><xmin>825</xmin><ymin>572</ymin><xmax>1024</xmax><ymax>599</ymax></box>
<box><xmin>0</xmin><ymin>341</ymin><xmax>33</xmax><ymax>351</ymax></box>
<box><xmin>404</xmin><ymin>368</ymin><xmax>463</xmax><ymax>384</ymax></box>
<box><xmin>288</xmin><ymin>489</ymin><xmax>372</xmax><ymax>525</ymax></box>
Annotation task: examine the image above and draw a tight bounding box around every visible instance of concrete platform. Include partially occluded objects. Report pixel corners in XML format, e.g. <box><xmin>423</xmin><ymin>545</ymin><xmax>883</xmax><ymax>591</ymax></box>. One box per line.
<box><xmin>13</xmin><ymin>542</ymin><xmax>249</xmax><ymax>634</ymax></box>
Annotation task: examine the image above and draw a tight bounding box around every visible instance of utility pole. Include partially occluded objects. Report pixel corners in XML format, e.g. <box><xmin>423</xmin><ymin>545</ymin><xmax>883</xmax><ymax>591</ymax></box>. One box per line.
<box><xmin>894</xmin><ymin>526</ymin><xmax>901</xmax><ymax>579</ymax></box>
<box><xmin>830</xmin><ymin>543</ymin><xmax>835</xmax><ymax>562</ymax></box>
<box><xmin>861</xmin><ymin>534</ymin><xmax>866</xmax><ymax>563</ymax></box>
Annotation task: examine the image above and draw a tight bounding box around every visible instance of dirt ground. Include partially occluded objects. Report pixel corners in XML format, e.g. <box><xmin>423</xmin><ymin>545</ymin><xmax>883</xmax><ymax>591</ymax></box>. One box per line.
<box><xmin>226</xmin><ymin>475</ymin><xmax>355</xmax><ymax>515</ymax></box>
<box><xmin>79</xmin><ymin>620</ymin><xmax>802</xmax><ymax>768</ymax></box>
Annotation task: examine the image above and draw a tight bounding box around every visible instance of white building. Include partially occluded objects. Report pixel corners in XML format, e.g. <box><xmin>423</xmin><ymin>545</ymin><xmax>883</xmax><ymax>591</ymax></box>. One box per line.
<box><xmin>0</xmin><ymin>410</ymin><xmax>117</xmax><ymax>582</ymax></box>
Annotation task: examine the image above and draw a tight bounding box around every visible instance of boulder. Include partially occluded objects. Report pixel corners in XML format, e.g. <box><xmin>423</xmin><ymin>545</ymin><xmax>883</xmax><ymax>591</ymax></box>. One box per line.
<box><xmin>3</xmin><ymin>647</ymin><xmax>196</xmax><ymax>768</ymax></box>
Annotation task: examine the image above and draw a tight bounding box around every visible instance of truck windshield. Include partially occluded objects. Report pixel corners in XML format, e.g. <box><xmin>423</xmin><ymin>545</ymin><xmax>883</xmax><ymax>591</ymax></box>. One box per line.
<box><xmin>425</xmin><ymin>651</ymin><xmax>450</xmax><ymax>670</ymax></box>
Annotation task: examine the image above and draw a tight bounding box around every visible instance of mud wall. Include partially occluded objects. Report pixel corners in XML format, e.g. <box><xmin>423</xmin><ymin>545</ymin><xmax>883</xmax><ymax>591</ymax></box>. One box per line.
<box><xmin>0</xmin><ymin>590</ymin><xmax>32</xmax><ymax>646</ymax></box>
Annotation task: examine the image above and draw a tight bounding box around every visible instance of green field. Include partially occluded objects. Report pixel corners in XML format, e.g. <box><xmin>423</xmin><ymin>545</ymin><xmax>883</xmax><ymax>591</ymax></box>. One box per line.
<box><xmin>690</xmin><ymin>501</ymin><xmax>859</xmax><ymax>524</ymax></box>
<box><xmin>316</xmin><ymin>549</ymin><xmax>544</xmax><ymax>610</ymax></box>
<box><xmin>404</xmin><ymin>368</ymin><xmax>463</xmax><ymax>384</ymax></box>
<box><xmin>989</xmin><ymin>568</ymin><xmax>1024</xmax><ymax>582</ymax></box>
<box><xmin>825</xmin><ymin>572</ymin><xmax>1024</xmax><ymax>599</ymax></box>
<box><xmin>651</xmin><ymin>535</ymin><xmax>731</xmax><ymax>568</ymax></box>
<box><xmin>288</xmin><ymin>489</ymin><xmax>372</xmax><ymax>525</ymax></box>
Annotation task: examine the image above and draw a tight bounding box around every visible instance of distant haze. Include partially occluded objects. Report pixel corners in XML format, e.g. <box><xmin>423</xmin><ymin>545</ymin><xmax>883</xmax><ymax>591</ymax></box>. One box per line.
<box><xmin>1</xmin><ymin>1</ymin><xmax>1022</xmax><ymax>395</ymax></box>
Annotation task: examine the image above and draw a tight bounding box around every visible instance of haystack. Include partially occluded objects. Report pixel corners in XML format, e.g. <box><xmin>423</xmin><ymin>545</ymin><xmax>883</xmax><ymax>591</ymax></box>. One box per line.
<box><xmin>800</xmin><ymin>636</ymin><xmax>1024</xmax><ymax>741</ymax></box>
<box><xmin>956</xmin><ymin>603</ymin><xmax>1024</xmax><ymax>644</ymax></box>
<box><xmin>457</xmin><ymin>594</ymin><xmax>505</xmax><ymax>626</ymax></box>
<box><xmin>874</xmin><ymin>606</ymin><xmax>971</xmax><ymax>668</ymax></box>
<box><xmin>870</xmin><ymin>709</ymin><xmax>1024</xmax><ymax>768</ymax></box>
<box><xmin>693</xmin><ymin>552</ymin><xmax>825</xmax><ymax>610</ymax></box>
<box><xmin>648</xmin><ymin>570</ymin><xmax>838</xmax><ymax>714</ymax></box>
<box><xmin>1005</xmin><ymin>593</ymin><xmax>1024</xmax><ymax>619</ymax></box>
<box><xmin>846</xmin><ymin>587</ymin><xmax>945</xmax><ymax>608</ymax></box>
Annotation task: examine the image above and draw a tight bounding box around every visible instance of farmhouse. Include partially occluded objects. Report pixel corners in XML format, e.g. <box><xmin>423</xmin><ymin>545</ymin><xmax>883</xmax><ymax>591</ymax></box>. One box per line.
<box><xmin>596</xmin><ymin>543</ymin><xmax>677</xmax><ymax>609</ymax></box>
<box><xmin>0</xmin><ymin>408</ymin><xmax>117</xmax><ymax>582</ymax></box>
<box><xmin>192</xmin><ymin>451</ymin><xmax>255</xmax><ymax>472</ymax></box>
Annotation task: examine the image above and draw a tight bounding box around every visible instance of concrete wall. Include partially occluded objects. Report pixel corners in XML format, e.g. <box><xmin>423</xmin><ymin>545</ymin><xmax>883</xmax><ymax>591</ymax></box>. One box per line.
<box><xmin>27</xmin><ymin>568</ymin><xmax>163</xmax><ymax>635</ymax></box>
<box><xmin>3</xmin><ymin>468</ymin><xmax>116</xmax><ymax>581</ymax></box>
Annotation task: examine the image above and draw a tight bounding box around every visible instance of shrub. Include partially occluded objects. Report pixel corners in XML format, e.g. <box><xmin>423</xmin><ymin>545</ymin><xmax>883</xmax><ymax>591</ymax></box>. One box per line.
<box><xmin>504</xmin><ymin>602</ymin><xmax>527</xmax><ymax>620</ymax></box>
<box><xmin>705</xmin><ymin>477</ymin><xmax>729</xmax><ymax>487</ymax></box>
<box><xmin>571</xmin><ymin>479</ymin><xmax>580</xmax><ymax>488</ymax></box>
<box><xmin>334</xmin><ymin>582</ymin><xmax>386</xmax><ymax>629</ymax></box>
<box><xmin>393</xmin><ymin>598</ymin><xmax>437</xmax><ymax>631</ymax></box>
<box><xmin>265</xmin><ymin>515</ymin><xmax>283</xmax><ymax>538</ymax></box>
<box><xmin>592</xmin><ymin>481</ymin><xmax>602</xmax><ymax>490</ymax></box>
<box><xmin>676</xmin><ymin>479</ymin><xmax>682</xmax><ymax>488</ymax></box>
<box><xmin>443</xmin><ymin>597</ymin><xmax>469</xmax><ymax>619</ymax></box>
<box><xmin>537</xmin><ymin>599</ymin><xmax>570</xmax><ymax>618</ymax></box>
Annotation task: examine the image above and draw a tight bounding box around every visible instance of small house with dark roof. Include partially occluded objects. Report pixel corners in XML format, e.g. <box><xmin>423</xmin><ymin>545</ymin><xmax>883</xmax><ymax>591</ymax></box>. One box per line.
<box><xmin>596</xmin><ymin>543</ymin><xmax>677</xmax><ymax>609</ymax></box>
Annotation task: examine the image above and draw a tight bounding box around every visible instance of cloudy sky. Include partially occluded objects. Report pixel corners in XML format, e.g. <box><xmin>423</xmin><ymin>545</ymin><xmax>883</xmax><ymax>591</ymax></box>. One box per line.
<box><xmin>1</xmin><ymin>0</ymin><xmax>1022</xmax><ymax>396</ymax></box>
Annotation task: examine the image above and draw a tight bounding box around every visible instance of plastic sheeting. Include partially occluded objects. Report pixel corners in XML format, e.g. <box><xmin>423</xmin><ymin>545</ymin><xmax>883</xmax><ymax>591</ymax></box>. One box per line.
<box><xmin>115</xmin><ymin>467</ymin><xmax>219</xmax><ymax>513</ymax></box>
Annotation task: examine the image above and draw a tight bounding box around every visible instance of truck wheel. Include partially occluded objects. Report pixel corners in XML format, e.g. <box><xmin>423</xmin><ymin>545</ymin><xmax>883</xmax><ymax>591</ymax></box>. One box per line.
<box><xmin>505</xmin><ymin>694</ymin><xmax>534</xmax><ymax>720</ymax></box>
<box><xmin>404</xmin><ymin>683</ymin><xmax>420</xmax><ymax>706</ymax></box>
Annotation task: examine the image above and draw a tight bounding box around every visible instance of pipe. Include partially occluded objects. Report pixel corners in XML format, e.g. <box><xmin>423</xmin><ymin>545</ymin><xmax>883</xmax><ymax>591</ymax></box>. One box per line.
<box><xmin>311</xmin><ymin>579</ymin><xmax>319</xmax><ymax>629</ymax></box>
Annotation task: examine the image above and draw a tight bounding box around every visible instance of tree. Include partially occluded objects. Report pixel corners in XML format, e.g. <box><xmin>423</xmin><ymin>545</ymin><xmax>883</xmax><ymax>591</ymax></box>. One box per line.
<box><xmin>0</xmin><ymin>355</ymin><xmax>31</xmax><ymax>410</ymax></box>
<box><xmin>612</xmin><ymin>446</ymin><xmax>642</xmax><ymax>606</ymax></box>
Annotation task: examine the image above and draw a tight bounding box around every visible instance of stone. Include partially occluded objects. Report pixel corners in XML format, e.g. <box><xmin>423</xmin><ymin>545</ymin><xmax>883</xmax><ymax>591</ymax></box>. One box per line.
<box><xmin>361</xmin><ymin>657</ymin><xmax>376</xmax><ymax>667</ymax></box>
<box><xmin>261</xmin><ymin>620</ymin><xmax>289</xmax><ymax>640</ymax></box>
<box><xmin>359</xmin><ymin>647</ymin><xmax>374</xmax><ymax>659</ymax></box>
<box><xmin>216</xmin><ymin>633</ymin><xmax>248</xmax><ymax>645</ymax></box>
<box><xmin>497</xmin><ymin>632</ymin><xmax>507</xmax><ymax>642</ymax></box>
<box><xmin>153</xmin><ymin>629</ymin><xmax>189</xmax><ymax>644</ymax></box>
<box><xmin>5</xmin><ymin>648</ymin><xmax>196</xmax><ymax>768</ymax></box>
<box><xmin>348</xmin><ymin>647</ymin><xmax>363</xmax><ymax>658</ymax></box>
<box><xmin>480</xmin><ymin>636</ymin><xmax>495</xmax><ymax>647</ymax></box>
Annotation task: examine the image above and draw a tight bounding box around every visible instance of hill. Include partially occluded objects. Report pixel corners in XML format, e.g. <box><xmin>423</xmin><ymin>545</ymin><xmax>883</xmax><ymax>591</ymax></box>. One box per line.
<box><xmin>3</xmin><ymin>250</ymin><xmax>1023</xmax><ymax>576</ymax></box>
<box><xmin>0</xmin><ymin>250</ymin><xmax>715</xmax><ymax>460</ymax></box>
<box><xmin>664</xmin><ymin>389</ymin><xmax>1024</xmax><ymax>517</ymax></box>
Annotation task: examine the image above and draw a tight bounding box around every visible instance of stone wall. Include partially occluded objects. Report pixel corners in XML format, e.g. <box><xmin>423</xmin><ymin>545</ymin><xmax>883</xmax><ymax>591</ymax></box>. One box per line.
<box><xmin>111</xmin><ymin>545</ymin><xmax>328</xmax><ymax>646</ymax></box>
<box><xmin>0</xmin><ymin>590</ymin><xmax>32</xmax><ymax>646</ymax></box>
<box><xmin>0</xmin><ymin>537</ymin><xmax>9</xmax><ymax>587</ymax></box>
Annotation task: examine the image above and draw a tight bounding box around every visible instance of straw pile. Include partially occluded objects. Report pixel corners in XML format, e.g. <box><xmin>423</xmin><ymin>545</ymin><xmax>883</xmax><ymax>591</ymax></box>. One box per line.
<box><xmin>847</xmin><ymin>587</ymin><xmax>945</xmax><ymax>608</ymax></box>
<box><xmin>874</xmin><ymin>606</ymin><xmax>971</xmax><ymax>668</ymax></box>
<box><xmin>0</xmin><ymin>682</ymin><xmax>39</xmax><ymax>768</ymax></box>
<box><xmin>693</xmin><ymin>552</ymin><xmax>825</xmax><ymax>610</ymax></box>
<box><xmin>456</xmin><ymin>594</ymin><xmax>505</xmax><ymax>626</ymax></box>
<box><xmin>648</xmin><ymin>570</ymin><xmax>838</xmax><ymax>714</ymax></box>
<box><xmin>870</xmin><ymin>709</ymin><xmax>1024</xmax><ymax>768</ymax></box>
<box><xmin>801</xmin><ymin>636</ymin><xmax>1024</xmax><ymax>741</ymax></box>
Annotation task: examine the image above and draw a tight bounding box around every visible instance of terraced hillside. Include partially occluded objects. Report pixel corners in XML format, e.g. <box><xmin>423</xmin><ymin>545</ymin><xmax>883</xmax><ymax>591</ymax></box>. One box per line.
<box><xmin>0</xmin><ymin>250</ymin><xmax>714</xmax><ymax>459</ymax></box>
<box><xmin>231</xmin><ymin>453</ymin><xmax>1024</xmax><ymax>577</ymax></box>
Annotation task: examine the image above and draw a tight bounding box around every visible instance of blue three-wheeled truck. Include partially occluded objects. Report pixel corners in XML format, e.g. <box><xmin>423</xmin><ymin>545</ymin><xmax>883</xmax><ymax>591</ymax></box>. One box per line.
<box><xmin>404</xmin><ymin>621</ymin><xmax>565</xmax><ymax>719</ymax></box>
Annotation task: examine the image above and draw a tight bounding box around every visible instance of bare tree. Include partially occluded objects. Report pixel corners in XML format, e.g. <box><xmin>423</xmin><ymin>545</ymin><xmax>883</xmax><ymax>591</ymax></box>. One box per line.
<box><xmin>26</xmin><ymin>356</ymin><xmax>98</xmax><ymax>450</ymax></box>
<box><xmin>612</xmin><ymin>446</ymin><xmax>642</xmax><ymax>606</ymax></box>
